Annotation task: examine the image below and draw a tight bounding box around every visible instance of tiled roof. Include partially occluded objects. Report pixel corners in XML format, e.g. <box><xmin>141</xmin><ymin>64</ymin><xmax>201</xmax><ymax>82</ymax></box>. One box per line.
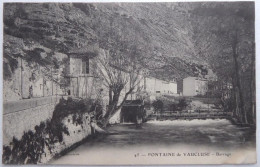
<box><xmin>68</xmin><ymin>45</ymin><xmax>99</xmax><ymax>58</ymax></box>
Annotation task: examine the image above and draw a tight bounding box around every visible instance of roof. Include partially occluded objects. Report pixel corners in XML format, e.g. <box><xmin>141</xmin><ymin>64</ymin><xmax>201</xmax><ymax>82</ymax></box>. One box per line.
<box><xmin>146</xmin><ymin>76</ymin><xmax>177</xmax><ymax>84</ymax></box>
<box><xmin>184</xmin><ymin>76</ymin><xmax>208</xmax><ymax>81</ymax></box>
<box><xmin>68</xmin><ymin>45</ymin><xmax>99</xmax><ymax>58</ymax></box>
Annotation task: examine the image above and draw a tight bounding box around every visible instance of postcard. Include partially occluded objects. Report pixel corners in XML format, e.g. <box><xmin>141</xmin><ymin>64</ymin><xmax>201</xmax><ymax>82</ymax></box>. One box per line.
<box><xmin>2</xmin><ymin>1</ymin><xmax>256</xmax><ymax>165</ymax></box>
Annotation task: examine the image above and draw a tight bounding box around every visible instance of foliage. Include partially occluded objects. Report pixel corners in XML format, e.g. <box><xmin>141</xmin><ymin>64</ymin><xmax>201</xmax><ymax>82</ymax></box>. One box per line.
<box><xmin>190</xmin><ymin>2</ymin><xmax>255</xmax><ymax>124</ymax></box>
<box><xmin>151</xmin><ymin>97</ymin><xmax>190</xmax><ymax>112</ymax></box>
<box><xmin>170</xmin><ymin>103</ymin><xmax>178</xmax><ymax>112</ymax></box>
<box><xmin>178</xmin><ymin>98</ymin><xmax>188</xmax><ymax>111</ymax></box>
<box><xmin>158</xmin><ymin>97</ymin><xmax>176</xmax><ymax>111</ymax></box>
<box><xmin>152</xmin><ymin>99</ymin><xmax>164</xmax><ymax>113</ymax></box>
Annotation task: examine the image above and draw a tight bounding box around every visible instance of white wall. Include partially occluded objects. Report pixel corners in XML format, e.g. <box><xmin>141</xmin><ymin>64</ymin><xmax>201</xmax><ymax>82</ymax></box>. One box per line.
<box><xmin>183</xmin><ymin>77</ymin><xmax>208</xmax><ymax>96</ymax></box>
<box><xmin>145</xmin><ymin>77</ymin><xmax>177</xmax><ymax>95</ymax></box>
<box><xmin>145</xmin><ymin>77</ymin><xmax>156</xmax><ymax>93</ymax></box>
<box><xmin>195</xmin><ymin>79</ymin><xmax>208</xmax><ymax>95</ymax></box>
<box><xmin>169</xmin><ymin>82</ymin><xmax>178</xmax><ymax>94</ymax></box>
<box><xmin>70</xmin><ymin>56</ymin><xmax>82</xmax><ymax>76</ymax></box>
<box><xmin>183</xmin><ymin>77</ymin><xmax>196</xmax><ymax>96</ymax></box>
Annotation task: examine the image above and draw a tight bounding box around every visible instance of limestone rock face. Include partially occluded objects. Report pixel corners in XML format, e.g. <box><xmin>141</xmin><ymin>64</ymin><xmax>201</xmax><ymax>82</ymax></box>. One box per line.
<box><xmin>4</xmin><ymin>3</ymin><xmax>212</xmax><ymax>84</ymax></box>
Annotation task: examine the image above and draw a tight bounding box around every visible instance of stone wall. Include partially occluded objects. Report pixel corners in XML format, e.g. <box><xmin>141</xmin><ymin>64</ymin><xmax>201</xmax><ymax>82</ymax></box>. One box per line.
<box><xmin>3</xmin><ymin>57</ymin><xmax>65</xmax><ymax>102</ymax></box>
<box><xmin>41</xmin><ymin>113</ymin><xmax>92</xmax><ymax>163</ymax></box>
<box><xmin>3</xmin><ymin>96</ymin><xmax>94</xmax><ymax>164</ymax></box>
<box><xmin>3</xmin><ymin>96</ymin><xmax>62</xmax><ymax>146</ymax></box>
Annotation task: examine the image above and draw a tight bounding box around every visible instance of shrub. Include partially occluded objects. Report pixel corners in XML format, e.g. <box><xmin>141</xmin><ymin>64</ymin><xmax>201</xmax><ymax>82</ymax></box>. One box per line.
<box><xmin>178</xmin><ymin>98</ymin><xmax>188</xmax><ymax>111</ymax></box>
<box><xmin>169</xmin><ymin>103</ymin><xmax>178</xmax><ymax>112</ymax></box>
<box><xmin>152</xmin><ymin>99</ymin><xmax>164</xmax><ymax>113</ymax></box>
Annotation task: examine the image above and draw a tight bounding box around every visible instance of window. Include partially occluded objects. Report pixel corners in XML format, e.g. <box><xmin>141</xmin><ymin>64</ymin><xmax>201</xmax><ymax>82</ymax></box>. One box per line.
<box><xmin>82</xmin><ymin>57</ymin><xmax>89</xmax><ymax>74</ymax></box>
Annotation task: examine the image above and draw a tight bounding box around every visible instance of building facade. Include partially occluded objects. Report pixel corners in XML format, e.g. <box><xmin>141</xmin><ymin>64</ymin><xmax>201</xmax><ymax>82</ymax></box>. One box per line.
<box><xmin>66</xmin><ymin>47</ymin><xmax>101</xmax><ymax>99</ymax></box>
<box><xmin>183</xmin><ymin>77</ymin><xmax>208</xmax><ymax>96</ymax></box>
<box><xmin>145</xmin><ymin>77</ymin><xmax>177</xmax><ymax>95</ymax></box>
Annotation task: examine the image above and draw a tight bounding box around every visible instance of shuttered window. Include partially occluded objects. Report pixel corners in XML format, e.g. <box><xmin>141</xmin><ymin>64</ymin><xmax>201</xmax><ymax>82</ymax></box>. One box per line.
<box><xmin>82</xmin><ymin>57</ymin><xmax>89</xmax><ymax>74</ymax></box>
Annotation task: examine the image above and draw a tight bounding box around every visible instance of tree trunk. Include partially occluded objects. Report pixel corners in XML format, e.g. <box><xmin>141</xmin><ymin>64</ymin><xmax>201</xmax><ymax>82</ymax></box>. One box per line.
<box><xmin>102</xmin><ymin>91</ymin><xmax>121</xmax><ymax>128</ymax></box>
<box><xmin>250</xmin><ymin>43</ymin><xmax>256</xmax><ymax>124</ymax></box>
<box><xmin>231</xmin><ymin>76</ymin><xmax>237</xmax><ymax>118</ymax></box>
<box><xmin>109</xmin><ymin>87</ymin><xmax>112</xmax><ymax>105</ymax></box>
<box><xmin>231</xmin><ymin>75</ymin><xmax>242</xmax><ymax>123</ymax></box>
<box><xmin>235</xmin><ymin>89</ymin><xmax>242</xmax><ymax>122</ymax></box>
<box><xmin>102</xmin><ymin>112</ymin><xmax>112</xmax><ymax>128</ymax></box>
<box><xmin>102</xmin><ymin>85</ymin><xmax>135</xmax><ymax>128</ymax></box>
<box><xmin>102</xmin><ymin>105</ymin><xmax>115</xmax><ymax>128</ymax></box>
<box><xmin>231</xmin><ymin>38</ymin><xmax>247</xmax><ymax>124</ymax></box>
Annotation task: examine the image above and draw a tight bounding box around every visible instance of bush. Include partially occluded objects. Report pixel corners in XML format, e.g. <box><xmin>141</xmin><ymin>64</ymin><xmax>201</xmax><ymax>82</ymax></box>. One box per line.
<box><xmin>178</xmin><ymin>98</ymin><xmax>188</xmax><ymax>111</ymax></box>
<box><xmin>169</xmin><ymin>103</ymin><xmax>178</xmax><ymax>112</ymax></box>
<box><xmin>152</xmin><ymin>99</ymin><xmax>164</xmax><ymax>113</ymax></box>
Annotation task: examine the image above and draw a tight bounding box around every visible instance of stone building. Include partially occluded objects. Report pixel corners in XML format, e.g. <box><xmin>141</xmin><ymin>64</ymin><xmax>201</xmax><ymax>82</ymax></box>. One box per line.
<box><xmin>183</xmin><ymin>77</ymin><xmax>208</xmax><ymax>96</ymax></box>
<box><xmin>145</xmin><ymin>77</ymin><xmax>178</xmax><ymax>100</ymax></box>
<box><xmin>65</xmin><ymin>46</ymin><xmax>101</xmax><ymax>99</ymax></box>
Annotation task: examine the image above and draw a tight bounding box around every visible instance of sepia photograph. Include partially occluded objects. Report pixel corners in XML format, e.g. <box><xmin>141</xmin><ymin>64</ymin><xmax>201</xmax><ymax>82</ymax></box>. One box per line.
<box><xmin>2</xmin><ymin>1</ymin><xmax>256</xmax><ymax>165</ymax></box>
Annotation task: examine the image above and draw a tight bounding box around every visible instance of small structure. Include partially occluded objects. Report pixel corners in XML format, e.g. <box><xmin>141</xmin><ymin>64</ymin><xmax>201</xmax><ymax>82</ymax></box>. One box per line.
<box><xmin>183</xmin><ymin>77</ymin><xmax>208</xmax><ymax>96</ymax></box>
<box><xmin>120</xmin><ymin>100</ymin><xmax>145</xmax><ymax>123</ymax></box>
<box><xmin>66</xmin><ymin>46</ymin><xmax>99</xmax><ymax>98</ymax></box>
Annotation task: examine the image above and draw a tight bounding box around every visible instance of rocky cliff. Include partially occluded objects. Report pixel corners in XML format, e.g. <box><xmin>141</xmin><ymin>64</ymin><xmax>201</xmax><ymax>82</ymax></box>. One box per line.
<box><xmin>4</xmin><ymin>3</ymin><xmax>212</xmax><ymax>84</ymax></box>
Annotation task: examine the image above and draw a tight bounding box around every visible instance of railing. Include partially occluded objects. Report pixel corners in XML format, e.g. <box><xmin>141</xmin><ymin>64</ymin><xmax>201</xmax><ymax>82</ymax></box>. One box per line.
<box><xmin>148</xmin><ymin>111</ymin><xmax>232</xmax><ymax>120</ymax></box>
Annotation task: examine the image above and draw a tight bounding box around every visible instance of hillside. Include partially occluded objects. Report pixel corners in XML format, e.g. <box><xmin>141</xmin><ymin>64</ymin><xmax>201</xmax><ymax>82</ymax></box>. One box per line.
<box><xmin>3</xmin><ymin>3</ymin><xmax>212</xmax><ymax>83</ymax></box>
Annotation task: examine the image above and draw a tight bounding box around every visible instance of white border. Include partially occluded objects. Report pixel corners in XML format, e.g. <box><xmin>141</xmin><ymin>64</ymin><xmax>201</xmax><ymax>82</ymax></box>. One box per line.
<box><xmin>0</xmin><ymin>0</ymin><xmax>259</xmax><ymax>167</ymax></box>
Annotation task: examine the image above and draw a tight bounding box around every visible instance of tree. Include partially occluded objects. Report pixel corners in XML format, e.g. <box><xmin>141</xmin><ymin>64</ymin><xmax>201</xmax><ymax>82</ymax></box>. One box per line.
<box><xmin>95</xmin><ymin>49</ymin><xmax>144</xmax><ymax>127</ymax></box>
<box><xmin>91</xmin><ymin>7</ymin><xmax>149</xmax><ymax>127</ymax></box>
<box><xmin>190</xmin><ymin>2</ymin><xmax>255</xmax><ymax>124</ymax></box>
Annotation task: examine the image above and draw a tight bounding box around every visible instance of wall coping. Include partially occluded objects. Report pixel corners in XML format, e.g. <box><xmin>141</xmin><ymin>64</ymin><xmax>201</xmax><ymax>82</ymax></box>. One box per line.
<box><xmin>3</xmin><ymin>96</ymin><xmax>64</xmax><ymax>115</ymax></box>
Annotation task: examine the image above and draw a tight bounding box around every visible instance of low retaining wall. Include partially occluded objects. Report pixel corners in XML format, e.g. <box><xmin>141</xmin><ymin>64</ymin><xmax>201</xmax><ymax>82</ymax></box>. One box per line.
<box><xmin>3</xmin><ymin>96</ymin><xmax>63</xmax><ymax>146</ymax></box>
<box><xmin>41</xmin><ymin>113</ymin><xmax>92</xmax><ymax>163</ymax></box>
<box><xmin>3</xmin><ymin>97</ymin><xmax>94</xmax><ymax>164</ymax></box>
